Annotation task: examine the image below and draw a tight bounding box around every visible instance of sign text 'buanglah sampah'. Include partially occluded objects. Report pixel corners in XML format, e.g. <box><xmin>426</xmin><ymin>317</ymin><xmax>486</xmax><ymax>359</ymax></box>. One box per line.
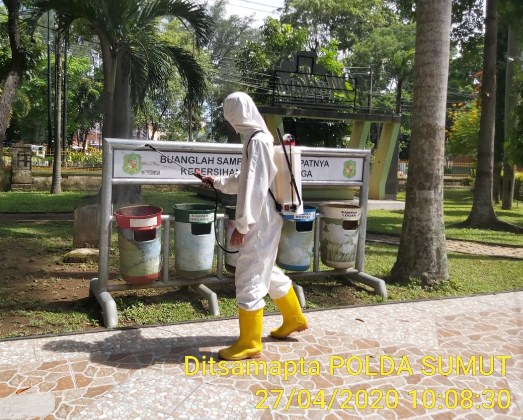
<box><xmin>113</xmin><ymin>149</ymin><xmax>364</xmax><ymax>183</ymax></box>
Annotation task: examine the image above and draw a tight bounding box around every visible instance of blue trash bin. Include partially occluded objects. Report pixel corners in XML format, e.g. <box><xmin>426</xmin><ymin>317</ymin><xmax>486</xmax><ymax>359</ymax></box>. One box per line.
<box><xmin>276</xmin><ymin>206</ymin><xmax>316</xmax><ymax>271</ymax></box>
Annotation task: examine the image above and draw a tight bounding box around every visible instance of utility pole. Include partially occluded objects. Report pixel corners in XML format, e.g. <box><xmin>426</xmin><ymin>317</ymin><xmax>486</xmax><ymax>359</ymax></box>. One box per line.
<box><xmin>368</xmin><ymin>67</ymin><xmax>373</xmax><ymax>113</ymax></box>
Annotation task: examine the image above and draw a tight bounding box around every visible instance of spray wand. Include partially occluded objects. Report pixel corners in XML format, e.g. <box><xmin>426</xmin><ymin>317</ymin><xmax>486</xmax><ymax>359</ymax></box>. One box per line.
<box><xmin>144</xmin><ymin>143</ymin><xmax>237</xmax><ymax>254</ymax></box>
<box><xmin>145</xmin><ymin>143</ymin><xmax>203</xmax><ymax>180</ymax></box>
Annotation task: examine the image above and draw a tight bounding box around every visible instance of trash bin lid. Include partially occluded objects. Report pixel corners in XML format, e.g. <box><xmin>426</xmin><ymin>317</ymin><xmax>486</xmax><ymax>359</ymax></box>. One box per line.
<box><xmin>114</xmin><ymin>205</ymin><xmax>163</xmax><ymax>230</ymax></box>
<box><xmin>173</xmin><ymin>203</ymin><xmax>215</xmax><ymax>224</ymax></box>
<box><xmin>282</xmin><ymin>205</ymin><xmax>316</xmax><ymax>221</ymax></box>
<box><xmin>319</xmin><ymin>203</ymin><xmax>360</xmax><ymax>220</ymax></box>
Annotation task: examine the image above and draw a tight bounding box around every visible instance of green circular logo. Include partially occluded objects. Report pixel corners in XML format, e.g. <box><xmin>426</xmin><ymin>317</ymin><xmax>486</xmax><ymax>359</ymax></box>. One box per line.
<box><xmin>343</xmin><ymin>160</ymin><xmax>356</xmax><ymax>178</ymax></box>
<box><xmin>123</xmin><ymin>153</ymin><xmax>142</xmax><ymax>175</ymax></box>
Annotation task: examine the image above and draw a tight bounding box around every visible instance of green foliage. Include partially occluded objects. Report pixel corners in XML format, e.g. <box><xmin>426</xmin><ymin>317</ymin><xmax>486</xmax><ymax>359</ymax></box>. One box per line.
<box><xmin>65</xmin><ymin>149</ymin><xmax>102</xmax><ymax>167</ymax></box>
<box><xmin>447</xmin><ymin>102</ymin><xmax>480</xmax><ymax>158</ymax></box>
<box><xmin>349</xmin><ymin>21</ymin><xmax>415</xmax><ymax>113</ymax></box>
<box><xmin>66</xmin><ymin>57</ymin><xmax>104</xmax><ymax>135</ymax></box>
<box><xmin>0</xmin><ymin>7</ymin><xmax>45</xmax><ymax>81</ymax></box>
<box><xmin>351</xmin><ymin>22</ymin><xmax>415</xmax><ymax>84</ymax></box>
<box><xmin>448</xmin><ymin>42</ymin><xmax>483</xmax><ymax>96</ymax></box>
<box><xmin>515</xmin><ymin>172</ymin><xmax>523</xmax><ymax>201</ymax></box>
<box><xmin>7</xmin><ymin>54</ymin><xmax>103</xmax><ymax>144</ymax></box>
<box><xmin>316</xmin><ymin>40</ymin><xmax>344</xmax><ymax>75</ymax></box>
<box><xmin>282</xmin><ymin>0</ymin><xmax>393</xmax><ymax>52</ymax></box>
<box><xmin>236</xmin><ymin>17</ymin><xmax>308</xmax><ymax>104</ymax></box>
<box><xmin>133</xmin><ymin>18</ymin><xmax>212</xmax><ymax>140</ymax></box>
<box><xmin>498</xmin><ymin>0</ymin><xmax>523</xmax><ymax>28</ymax></box>
<box><xmin>204</xmin><ymin>0</ymin><xmax>258</xmax><ymax>141</ymax></box>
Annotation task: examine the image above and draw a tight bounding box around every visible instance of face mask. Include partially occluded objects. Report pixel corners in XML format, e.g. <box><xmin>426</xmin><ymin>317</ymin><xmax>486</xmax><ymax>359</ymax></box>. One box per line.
<box><xmin>225</xmin><ymin>119</ymin><xmax>236</xmax><ymax>134</ymax></box>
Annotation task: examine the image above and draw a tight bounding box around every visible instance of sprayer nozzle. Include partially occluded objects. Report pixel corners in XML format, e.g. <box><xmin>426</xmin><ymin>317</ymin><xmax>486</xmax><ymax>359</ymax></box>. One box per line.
<box><xmin>194</xmin><ymin>170</ymin><xmax>203</xmax><ymax>180</ymax></box>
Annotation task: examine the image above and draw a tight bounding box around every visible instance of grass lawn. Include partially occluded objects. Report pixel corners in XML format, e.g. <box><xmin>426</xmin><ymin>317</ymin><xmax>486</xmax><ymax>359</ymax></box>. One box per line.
<box><xmin>368</xmin><ymin>190</ymin><xmax>523</xmax><ymax>246</ymax></box>
<box><xmin>0</xmin><ymin>187</ymin><xmax>521</xmax><ymax>338</ymax></box>
<box><xmin>0</xmin><ymin>186</ymin><xmax>207</xmax><ymax>213</ymax></box>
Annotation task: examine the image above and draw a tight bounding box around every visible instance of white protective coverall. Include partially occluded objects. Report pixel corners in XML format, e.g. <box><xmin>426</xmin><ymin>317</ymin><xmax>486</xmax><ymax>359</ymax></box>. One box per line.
<box><xmin>212</xmin><ymin>92</ymin><xmax>292</xmax><ymax>311</ymax></box>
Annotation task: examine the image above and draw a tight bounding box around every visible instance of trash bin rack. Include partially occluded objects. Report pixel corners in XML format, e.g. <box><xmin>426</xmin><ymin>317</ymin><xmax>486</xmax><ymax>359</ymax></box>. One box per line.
<box><xmin>90</xmin><ymin>138</ymin><xmax>387</xmax><ymax>328</ymax></box>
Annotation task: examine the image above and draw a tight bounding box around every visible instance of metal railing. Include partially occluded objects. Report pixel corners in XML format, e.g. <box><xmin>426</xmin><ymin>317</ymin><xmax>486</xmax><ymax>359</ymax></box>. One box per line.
<box><xmin>269</xmin><ymin>70</ymin><xmax>359</xmax><ymax>111</ymax></box>
<box><xmin>398</xmin><ymin>159</ymin><xmax>475</xmax><ymax>179</ymax></box>
<box><xmin>3</xmin><ymin>151</ymin><xmax>103</xmax><ymax>170</ymax></box>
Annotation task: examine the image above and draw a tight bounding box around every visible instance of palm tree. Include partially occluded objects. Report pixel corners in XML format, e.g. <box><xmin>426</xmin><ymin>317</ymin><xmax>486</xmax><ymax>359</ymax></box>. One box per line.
<box><xmin>33</xmin><ymin>0</ymin><xmax>212</xmax><ymax>205</ymax></box>
<box><xmin>390</xmin><ymin>0</ymin><xmax>452</xmax><ymax>284</ymax></box>
<box><xmin>34</xmin><ymin>0</ymin><xmax>212</xmax><ymax>139</ymax></box>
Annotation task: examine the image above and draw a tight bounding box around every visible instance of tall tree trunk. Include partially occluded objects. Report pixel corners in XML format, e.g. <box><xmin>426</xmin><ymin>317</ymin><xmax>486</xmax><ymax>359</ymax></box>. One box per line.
<box><xmin>395</xmin><ymin>77</ymin><xmax>404</xmax><ymax>115</ymax></box>
<box><xmin>0</xmin><ymin>0</ymin><xmax>26</xmax><ymax>169</ymax></box>
<box><xmin>81</xmin><ymin>43</ymin><xmax>141</xmax><ymax>207</ymax></box>
<box><xmin>390</xmin><ymin>0</ymin><xmax>451</xmax><ymax>284</ymax></box>
<box><xmin>475</xmin><ymin>0</ymin><xmax>498</xmax><ymax>217</ymax></box>
<box><xmin>112</xmin><ymin>52</ymin><xmax>132</xmax><ymax>138</ymax></box>
<box><xmin>111</xmin><ymin>51</ymin><xmax>140</xmax><ymax>207</ymax></box>
<box><xmin>492</xmin><ymin>163</ymin><xmax>502</xmax><ymax>203</ymax></box>
<box><xmin>457</xmin><ymin>0</ymin><xmax>521</xmax><ymax>232</ymax></box>
<box><xmin>492</xmin><ymin>18</ymin><xmax>507</xmax><ymax>205</ymax></box>
<box><xmin>98</xmin><ymin>38</ymin><xmax>116</xmax><ymax>139</ymax></box>
<box><xmin>80</xmin><ymin>130</ymin><xmax>87</xmax><ymax>152</ymax></box>
<box><xmin>462</xmin><ymin>0</ymin><xmax>499</xmax><ymax>225</ymax></box>
<box><xmin>502</xmin><ymin>25</ymin><xmax>518</xmax><ymax>210</ymax></box>
<box><xmin>51</xmin><ymin>24</ymin><xmax>63</xmax><ymax>194</ymax></box>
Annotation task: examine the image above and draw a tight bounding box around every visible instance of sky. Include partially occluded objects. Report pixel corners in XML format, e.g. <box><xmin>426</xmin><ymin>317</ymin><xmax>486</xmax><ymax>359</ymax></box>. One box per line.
<box><xmin>206</xmin><ymin>0</ymin><xmax>286</xmax><ymax>26</ymax></box>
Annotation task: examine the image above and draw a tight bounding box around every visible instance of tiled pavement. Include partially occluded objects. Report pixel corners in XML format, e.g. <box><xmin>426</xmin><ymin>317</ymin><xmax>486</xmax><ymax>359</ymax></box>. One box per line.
<box><xmin>0</xmin><ymin>291</ymin><xmax>521</xmax><ymax>419</ymax></box>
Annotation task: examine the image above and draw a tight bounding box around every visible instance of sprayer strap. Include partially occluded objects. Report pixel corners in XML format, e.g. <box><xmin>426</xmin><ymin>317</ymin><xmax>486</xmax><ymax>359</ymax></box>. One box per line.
<box><xmin>268</xmin><ymin>189</ymin><xmax>282</xmax><ymax>212</ymax></box>
<box><xmin>246</xmin><ymin>130</ymin><xmax>282</xmax><ymax>213</ymax></box>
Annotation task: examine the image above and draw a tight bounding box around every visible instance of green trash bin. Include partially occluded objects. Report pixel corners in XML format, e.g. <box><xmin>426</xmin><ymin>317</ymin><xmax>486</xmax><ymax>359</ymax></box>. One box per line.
<box><xmin>114</xmin><ymin>205</ymin><xmax>163</xmax><ymax>285</ymax></box>
<box><xmin>173</xmin><ymin>204</ymin><xmax>215</xmax><ymax>279</ymax></box>
<box><xmin>319</xmin><ymin>203</ymin><xmax>361</xmax><ymax>269</ymax></box>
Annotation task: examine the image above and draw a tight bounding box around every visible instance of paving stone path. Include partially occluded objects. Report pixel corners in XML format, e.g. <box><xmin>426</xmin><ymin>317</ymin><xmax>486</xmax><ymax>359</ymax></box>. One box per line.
<box><xmin>367</xmin><ymin>233</ymin><xmax>523</xmax><ymax>260</ymax></box>
<box><xmin>0</xmin><ymin>291</ymin><xmax>521</xmax><ymax>419</ymax></box>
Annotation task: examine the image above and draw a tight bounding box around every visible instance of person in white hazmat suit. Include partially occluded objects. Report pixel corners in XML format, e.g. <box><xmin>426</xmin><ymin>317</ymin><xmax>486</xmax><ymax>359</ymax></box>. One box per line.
<box><xmin>201</xmin><ymin>92</ymin><xmax>309</xmax><ymax>361</ymax></box>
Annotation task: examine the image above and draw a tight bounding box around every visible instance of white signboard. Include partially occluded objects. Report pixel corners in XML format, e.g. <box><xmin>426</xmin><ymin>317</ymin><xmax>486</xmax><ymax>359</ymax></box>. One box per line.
<box><xmin>113</xmin><ymin>149</ymin><xmax>364</xmax><ymax>183</ymax></box>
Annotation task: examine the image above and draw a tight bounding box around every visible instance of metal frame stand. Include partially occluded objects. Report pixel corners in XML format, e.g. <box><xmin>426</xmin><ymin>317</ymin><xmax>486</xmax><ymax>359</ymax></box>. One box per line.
<box><xmin>91</xmin><ymin>138</ymin><xmax>387</xmax><ymax>328</ymax></box>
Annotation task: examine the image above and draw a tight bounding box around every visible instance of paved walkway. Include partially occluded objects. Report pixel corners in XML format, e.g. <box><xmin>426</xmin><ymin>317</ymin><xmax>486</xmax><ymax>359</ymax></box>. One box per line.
<box><xmin>0</xmin><ymin>291</ymin><xmax>521</xmax><ymax>419</ymax></box>
<box><xmin>367</xmin><ymin>233</ymin><xmax>523</xmax><ymax>260</ymax></box>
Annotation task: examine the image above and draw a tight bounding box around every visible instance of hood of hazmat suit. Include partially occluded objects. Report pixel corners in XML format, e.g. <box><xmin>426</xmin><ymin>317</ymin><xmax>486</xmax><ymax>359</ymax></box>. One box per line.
<box><xmin>223</xmin><ymin>92</ymin><xmax>269</xmax><ymax>138</ymax></box>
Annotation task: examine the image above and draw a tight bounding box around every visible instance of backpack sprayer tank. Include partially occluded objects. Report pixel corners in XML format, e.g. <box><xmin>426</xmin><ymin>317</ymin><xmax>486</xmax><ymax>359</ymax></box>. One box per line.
<box><xmin>273</xmin><ymin>130</ymin><xmax>303</xmax><ymax>215</ymax></box>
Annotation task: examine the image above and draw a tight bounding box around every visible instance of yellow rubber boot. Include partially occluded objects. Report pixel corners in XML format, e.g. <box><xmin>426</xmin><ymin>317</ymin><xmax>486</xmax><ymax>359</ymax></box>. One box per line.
<box><xmin>219</xmin><ymin>307</ymin><xmax>263</xmax><ymax>360</ymax></box>
<box><xmin>270</xmin><ymin>287</ymin><xmax>309</xmax><ymax>339</ymax></box>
